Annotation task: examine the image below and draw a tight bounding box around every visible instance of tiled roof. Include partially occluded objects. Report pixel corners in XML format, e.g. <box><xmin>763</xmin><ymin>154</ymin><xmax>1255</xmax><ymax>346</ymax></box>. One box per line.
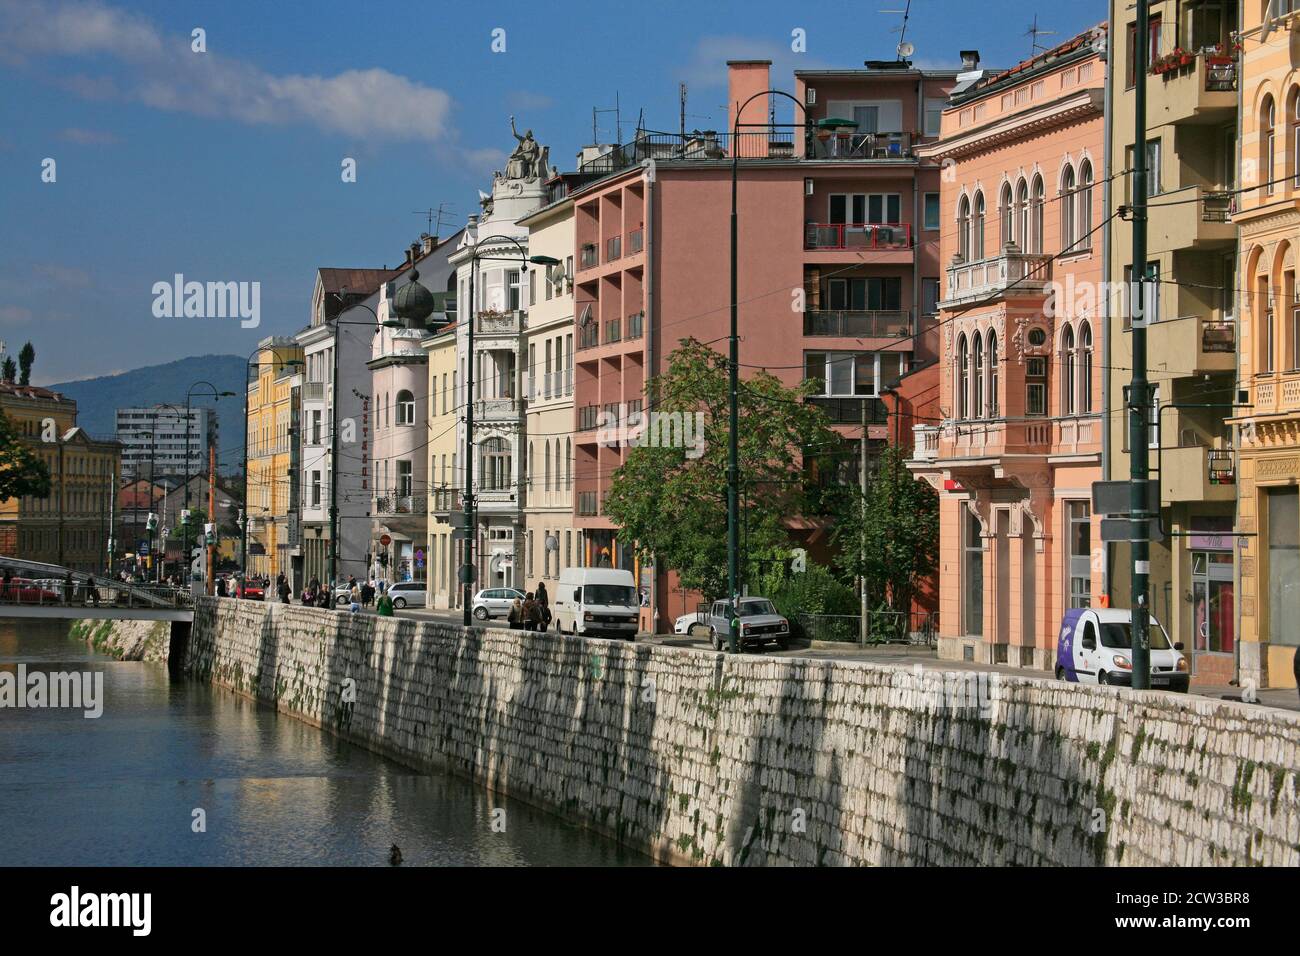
<box><xmin>979</xmin><ymin>23</ymin><xmax>1107</xmax><ymax>90</ymax></box>
<box><xmin>0</xmin><ymin>381</ymin><xmax>70</xmax><ymax>402</ymax></box>
<box><xmin>317</xmin><ymin>268</ymin><xmax>404</xmax><ymax>296</ymax></box>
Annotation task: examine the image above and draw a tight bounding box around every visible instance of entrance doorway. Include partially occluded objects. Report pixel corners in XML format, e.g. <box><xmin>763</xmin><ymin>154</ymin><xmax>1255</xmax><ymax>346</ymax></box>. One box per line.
<box><xmin>1190</xmin><ymin>549</ymin><xmax>1234</xmax><ymax>674</ymax></box>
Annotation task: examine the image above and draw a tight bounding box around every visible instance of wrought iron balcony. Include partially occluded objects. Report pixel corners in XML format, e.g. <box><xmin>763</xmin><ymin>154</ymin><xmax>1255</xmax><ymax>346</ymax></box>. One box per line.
<box><xmin>374</xmin><ymin>490</ymin><xmax>427</xmax><ymax>516</ymax></box>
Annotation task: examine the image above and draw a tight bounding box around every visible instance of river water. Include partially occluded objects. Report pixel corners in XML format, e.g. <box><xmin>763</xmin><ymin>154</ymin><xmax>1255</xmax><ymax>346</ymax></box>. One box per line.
<box><xmin>0</xmin><ymin>619</ymin><xmax>648</xmax><ymax>866</ymax></box>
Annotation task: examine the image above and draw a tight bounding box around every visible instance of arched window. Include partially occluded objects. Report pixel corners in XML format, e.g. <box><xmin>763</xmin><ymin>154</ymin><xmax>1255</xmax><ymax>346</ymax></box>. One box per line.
<box><xmin>1078</xmin><ymin>160</ymin><xmax>1093</xmax><ymax>245</ymax></box>
<box><xmin>957</xmin><ymin>195</ymin><xmax>971</xmax><ymax>260</ymax></box>
<box><xmin>1062</xmin><ymin>324</ymin><xmax>1076</xmax><ymax>415</ymax></box>
<box><xmin>1060</xmin><ymin>165</ymin><xmax>1076</xmax><ymax>251</ymax></box>
<box><xmin>988</xmin><ymin>331</ymin><xmax>999</xmax><ymax>418</ymax></box>
<box><xmin>1016</xmin><ymin>179</ymin><xmax>1030</xmax><ymax>249</ymax></box>
<box><xmin>1264</xmin><ymin>95</ymin><xmax>1277</xmax><ymax>196</ymax></box>
<box><xmin>956</xmin><ymin>334</ymin><xmax>969</xmax><ymax>419</ymax></box>
<box><xmin>1290</xmin><ymin>88</ymin><xmax>1300</xmax><ymax>190</ymax></box>
<box><xmin>395</xmin><ymin>389</ymin><xmax>415</xmax><ymax>425</ymax></box>
<box><xmin>973</xmin><ymin>191</ymin><xmax>986</xmax><ymax>259</ymax></box>
<box><xmin>1000</xmin><ymin>182</ymin><xmax>1014</xmax><ymax>248</ymax></box>
<box><xmin>1079</xmin><ymin>321</ymin><xmax>1093</xmax><ymax>413</ymax></box>
<box><xmin>972</xmin><ymin>331</ymin><xmax>984</xmax><ymax>419</ymax></box>
<box><xmin>1031</xmin><ymin>175</ymin><xmax>1045</xmax><ymax>253</ymax></box>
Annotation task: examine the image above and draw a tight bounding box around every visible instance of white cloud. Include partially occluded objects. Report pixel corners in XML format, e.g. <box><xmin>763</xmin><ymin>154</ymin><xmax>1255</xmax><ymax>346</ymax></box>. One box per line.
<box><xmin>57</xmin><ymin>127</ymin><xmax>121</xmax><ymax>145</ymax></box>
<box><xmin>0</xmin><ymin>306</ymin><xmax>35</xmax><ymax>325</ymax></box>
<box><xmin>2</xmin><ymin>1</ymin><xmax>455</xmax><ymax>142</ymax></box>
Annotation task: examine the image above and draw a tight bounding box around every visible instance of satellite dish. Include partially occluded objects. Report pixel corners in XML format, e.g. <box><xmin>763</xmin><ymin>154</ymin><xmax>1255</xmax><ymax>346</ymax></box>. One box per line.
<box><xmin>897</xmin><ymin>41</ymin><xmax>914</xmax><ymax>58</ymax></box>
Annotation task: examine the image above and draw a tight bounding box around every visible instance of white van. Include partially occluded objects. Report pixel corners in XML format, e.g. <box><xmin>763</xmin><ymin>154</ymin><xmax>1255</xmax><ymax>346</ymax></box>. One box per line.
<box><xmin>553</xmin><ymin>567</ymin><xmax>639</xmax><ymax>640</ymax></box>
<box><xmin>1055</xmin><ymin>607</ymin><xmax>1189</xmax><ymax>692</ymax></box>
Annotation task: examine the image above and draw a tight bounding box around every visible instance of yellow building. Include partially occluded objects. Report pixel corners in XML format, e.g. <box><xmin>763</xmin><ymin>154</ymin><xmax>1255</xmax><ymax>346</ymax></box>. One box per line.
<box><xmin>245</xmin><ymin>337</ymin><xmax>302</xmax><ymax>580</ymax></box>
<box><xmin>0</xmin><ymin>381</ymin><xmax>120</xmax><ymax>572</ymax></box>
<box><xmin>1232</xmin><ymin>3</ymin><xmax>1300</xmax><ymax>689</ymax></box>
<box><xmin>423</xmin><ymin>322</ymin><xmax>460</xmax><ymax>608</ymax></box>
<box><xmin>1106</xmin><ymin>0</ymin><xmax>1239</xmax><ymax>685</ymax></box>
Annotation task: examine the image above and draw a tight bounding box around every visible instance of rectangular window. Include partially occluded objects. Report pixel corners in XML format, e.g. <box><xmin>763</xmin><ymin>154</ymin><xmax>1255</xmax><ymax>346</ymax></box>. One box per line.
<box><xmin>311</xmin><ymin>471</ymin><xmax>321</xmax><ymax>506</ymax></box>
<box><xmin>1068</xmin><ymin>502</ymin><xmax>1092</xmax><ymax>608</ymax></box>
<box><xmin>922</xmin><ymin>277</ymin><xmax>940</xmax><ymax>316</ymax></box>
<box><xmin>397</xmin><ymin>460</ymin><xmax>412</xmax><ymax>496</ymax></box>
<box><xmin>924</xmin><ymin>193</ymin><xmax>940</xmax><ymax>231</ymax></box>
<box><xmin>867</xmin><ymin>193</ymin><xmax>902</xmax><ymax>224</ymax></box>
<box><xmin>805</xmin><ymin>352</ymin><xmax>879</xmax><ymax>396</ymax></box>
<box><xmin>964</xmin><ymin>508</ymin><xmax>983</xmax><ymax>636</ymax></box>
<box><xmin>924</xmin><ymin>99</ymin><xmax>944</xmax><ymax>136</ymax></box>
<box><xmin>1269</xmin><ymin>487</ymin><xmax>1300</xmax><ymax>646</ymax></box>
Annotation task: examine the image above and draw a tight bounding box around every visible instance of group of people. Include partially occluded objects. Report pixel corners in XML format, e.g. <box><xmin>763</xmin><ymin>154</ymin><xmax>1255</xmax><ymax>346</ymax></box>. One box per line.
<box><xmin>507</xmin><ymin>583</ymin><xmax>551</xmax><ymax>631</ymax></box>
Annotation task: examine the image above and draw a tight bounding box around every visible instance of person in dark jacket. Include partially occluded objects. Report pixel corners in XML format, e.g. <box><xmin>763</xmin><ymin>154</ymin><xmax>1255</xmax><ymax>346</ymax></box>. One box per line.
<box><xmin>1294</xmin><ymin>646</ymin><xmax>1300</xmax><ymax>702</ymax></box>
<box><xmin>277</xmin><ymin>578</ymin><xmax>291</xmax><ymax>603</ymax></box>
<box><xmin>522</xmin><ymin>592</ymin><xmax>540</xmax><ymax>632</ymax></box>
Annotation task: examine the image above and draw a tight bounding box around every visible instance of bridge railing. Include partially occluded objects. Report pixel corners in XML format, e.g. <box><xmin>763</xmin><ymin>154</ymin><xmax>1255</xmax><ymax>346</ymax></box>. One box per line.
<box><xmin>0</xmin><ymin>581</ymin><xmax>195</xmax><ymax>609</ymax></box>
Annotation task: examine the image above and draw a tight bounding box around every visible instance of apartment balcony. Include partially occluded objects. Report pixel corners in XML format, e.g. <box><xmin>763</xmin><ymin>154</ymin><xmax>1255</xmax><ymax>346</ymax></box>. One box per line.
<box><xmin>475</xmin><ymin>486</ymin><xmax>519</xmax><ymax>514</ymax></box>
<box><xmin>302</xmin><ymin>381</ymin><xmax>326</xmax><ymax>402</ymax></box>
<box><xmin>805</xmin><ymin>395</ymin><xmax>888</xmax><ymax>426</ymax></box>
<box><xmin>1147</xmin><ymin>186</ymin><xmax>1236</xmax><ymax>255</ymax></box>
<box><xmin>1148</xmin><ymin>50</ymin><xmax>1237</xmax><ymax>127</ymax></box>
<box><xmin>1144</xmin><ymin>314</ymin><xmax>1236</xmax><ymax>377</ymax></box>
<box><xmin>941</xmin><ymin>245</ymin><xmax>1052</xmax><ymax>309</ymax></box>
<box><xmin>1160</xmin><ymin>443</ymin><xmax>1235</xmax><ymax>505</ymax></box>
<box><xmin>912</xmin><ymin>424</ymin><xmax>939</xmax><ymax>462</ymax></box>
<box><xmin>374</xmin><ymin>490</ymin><xmax>427</xmax><ymax>517</ymax></box>
<box><xmin>576</xmin><ymin>490</ymin><xmax>599</xmax><ymax>517</ymax></box>
<box><xmin>1252</xmin><ymin>371</ymin><xmax>1300</xmax><ymax>417</ymax></box>
<box><xmin>428</xmin><ymin>487</ymin><xmax>459</xmax><ymax>517</ymax></box>
<box><xmin>939</xmin><ymin>418</ymin><xmax>1054</xmax><ymax>459</ymax></box>
<box><xmin>476</xmin><ymin>310</ymin><xmax>523</xmax><ymax>338</ymax></box>
<box><xmin>474</xmin><ymin>397</ymin><xmax>523</xmax><ymax>422</ymax></box>
<box><xmin>803</xmin><ymin>309</ymin><xmax>910</xmax><ymax>338</ymax></box>
<box><xmin>804</xmin><ymin>130</ymin><xmax>913</xmax><ymax>161</ymax></box>
<box><xmin>805</xmin><ymin>222</ymin><xmax>911</xmax><ymax>253</ymax></box>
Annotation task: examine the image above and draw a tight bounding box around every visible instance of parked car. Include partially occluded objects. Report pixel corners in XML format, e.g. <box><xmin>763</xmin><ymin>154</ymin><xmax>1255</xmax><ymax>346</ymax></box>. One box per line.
<box><xmin>0</xmin><ymin>577</ymin><xmax>63</xmax><ymax>604</ymax></box>
<box><xmin>702</xmin><ymin>597</ymin><xmax>791</xmax><ymax>651</ymax></box>
<box><xmin>471</xmin><ymin>587</ymin><xmax>526</xmax><ymax>620</ymax></box>
<box><xmin>239</xmin><ymin>579</ymin><xmax>265</xmax><ymax>601</ymax></box>
<box><xmin>1055</xmin><ymin>608</ymin><xmax>1189</xmax><ymax>692</ymax></box>
<box><xmin>673</xmin><ymin>611</ymin><xmax>705</xmax><ymax>636</ymax></box>
<box><xmin>551</xmin><ymin>568</ymin><xmax>638</xmax><ymax>639</ymax></box>
<box><xmin>387</xmin><ymin>581</ymin><xmax>427</xmax><ymax>609</ymax></box>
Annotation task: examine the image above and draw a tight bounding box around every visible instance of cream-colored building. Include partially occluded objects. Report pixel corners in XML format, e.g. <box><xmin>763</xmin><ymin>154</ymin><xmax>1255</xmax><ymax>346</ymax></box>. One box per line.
<box><xmin>519</xmin><ymin>192</ymin><xmax>577</xmax><ymax>595</ymax></box>
<box><xmin>423</xmin><ymin>322</ymin><xmax>461</xmax><ymax>608</ymax></box>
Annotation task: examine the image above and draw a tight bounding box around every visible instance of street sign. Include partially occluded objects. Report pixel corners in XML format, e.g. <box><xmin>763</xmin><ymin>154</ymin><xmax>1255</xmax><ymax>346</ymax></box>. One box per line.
<box><xmin>458</xmin><ymin>563</ymin><xmax>477</xmax><ymax>585</ymax></box>
<box><xmin>1100</xmin><ymin>517</ymin><xmax>1165</xmax><ymax>543</ymax></box>
<box><xmin>451</xmin><ymin>527</ymin><xmax>470</xmax><ymax>540</ymax></box>
<box><xmin>1092</xmin><ymin>479</ymin><xmax>1158</xmax><ymax>516</ymax></box>
<box><xmin>449</xmin><ymin>511</ymin><xmax>468</xmax><ymax>529</ymax></box>
<box><xmin>380</xmin><ymin>533</ymin><xmax>392</xmax><ymax>547</ymax></box>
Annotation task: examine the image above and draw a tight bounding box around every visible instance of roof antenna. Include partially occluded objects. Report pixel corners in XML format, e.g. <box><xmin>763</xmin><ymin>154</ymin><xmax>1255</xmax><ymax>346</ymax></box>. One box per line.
<box><xmin>1025</xmin><ymin>14</ymin><xmax>1057</xmax><ymax>57</ymax></box>
<box><xmin>879</xmin><ymin>0</ymin><xmax>913</xmax><ymax>60</ymax></box>
<box><xmin>411</xmin><ymin>202</ymin><xmax>456</xmax><ymax>243</ymax></box>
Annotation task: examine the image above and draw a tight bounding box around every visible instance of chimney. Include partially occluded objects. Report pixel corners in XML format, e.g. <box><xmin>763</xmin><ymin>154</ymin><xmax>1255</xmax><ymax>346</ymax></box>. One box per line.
<box><xmin>727</xmin><ymin>59</ymin><xmax>771</xmax><ymax>158</ymax></box>
<box><xmin>404</xmin><ymin>245</ymin><xmax>415</xmax><ymax>266</ymax></box>
<box><xmin>960</xmin><ymin>50</ymin><xmax>980</xmax><ymax>71</ymax></box>
<box><xmin>421</xmin><ymin>233</ymin><xmax>435</xmax><ymax>255</ymax></box>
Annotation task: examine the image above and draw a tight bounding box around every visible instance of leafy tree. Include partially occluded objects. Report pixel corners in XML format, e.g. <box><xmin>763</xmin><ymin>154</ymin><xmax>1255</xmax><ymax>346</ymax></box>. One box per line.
<box><xmin>0</xmin><ymin>410</ymin><xmax>52</xmax><ymax>501</ymax></box>
<box><xmin>17</xmin><ymin>342</ymin><xmax>34</xmax><ymax>386</ymax></box>
<box><xmin>833</xmin><ymin>443</ymin><xmax>938</xmax><ymax>615</ymax></box>
<box><xmin>1</xmin><ymin>358</ymin><xmax>15</xmax><ymax>383</ymax></box>
<box><xmin>603</xmin><ymin>337</ymin><xmax>840</xmax><ymax>600</ymax></box>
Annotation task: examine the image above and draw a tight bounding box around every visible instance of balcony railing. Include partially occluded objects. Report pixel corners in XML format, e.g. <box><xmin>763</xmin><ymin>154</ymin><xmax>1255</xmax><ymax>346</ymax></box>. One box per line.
<box><xmin>804</xmin><ymin>310</ymin><xmax>910</xmax><ymax>338</ymax></box>
<box><xmin>580</xmin><ymin>244</ymin><xmax>598</xmax><ymax>269</ymax></box>
<box><xmin>805</xmin><ymin>130</ymin><xmax>913</xmax><ymax>160</ymax></box>
<box><xmin>628</xmin><ymin>229</ymin><xmax>643</xmax><ymax>254</ymax></box>
<box><xmin>1204</xmin><ymin>58</ymin><xmax>1237</xmax><ymax>92</ymax></box>
<box><xmin>429</xmin><ymin>487</ymin><xmax>458</xmax><ymax>513</ymax></box>
<box><xmin>579</xmin><ymin>322</ymin><xmax>599</xmax><ymax>349</ymax></box>
<box><xmin>474</xmin><ymin>397</ymin><xmax>521</xmax><ymax>419</ymax></box>
<box><xmin>476</xmin><ymin>310</ymin><xmax>523</xmax><ymax>335</ymax></box>
<box><xmin>1202</xmin><ymin>191</ymin><xmax>1233</xmax><ymax>222</ymax></box>
<box><xmin>1202</xmin><ymin>320</ymin><xmax>1234</xmax><ymax>352</ymax></box>
<box><xmin>374</xmin><ymin>491</ymin><xmax>427</xmax><ymax>515</ymax></box>
<box><xmin>805</xmin><ymin>395</ymin><xmax>888</xmax><ymax>425</ymax></box>
<box><xmin>805</xmin><ymin>222</ymin><xmax>911</xmax><ymax>251</ymax></box>
<box><xmin>604</xmin><ymin>318</ymin><xmax>621</xmax><ymax>344</ymax></box>
<box><xmin>607</xmin><ymin>236</ymin><xmax>621</xmax><ymax>262</ymax></box>
<box><xmin>943</xmin><ymin>245</ymin><xmax>1052</xmax><ymax>306</ymax></box>
<box><xmin>626</xmin><ymin>311</ymin><xmax>644</xmax><ymax>339</ymax></box>
<box><xmin>912</xmin><ymin>424</ymin><xmax>939</xmax><ymax>462</ymax></box>
<box><xmin>303</xmin><ymin>381</ymin><xmax>326</xmax><ymax>402</ymax></box>
<box><xmin>578</xmin><ymin>405</ymin><xmax>599</xmax><ymax>431</ymax></box>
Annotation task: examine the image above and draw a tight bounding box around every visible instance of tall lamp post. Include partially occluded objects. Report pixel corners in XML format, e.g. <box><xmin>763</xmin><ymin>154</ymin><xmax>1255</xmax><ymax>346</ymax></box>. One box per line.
<box><xmin>727</xmin><ymin>90</ymin><xmax>808</xmax><ymax>653</ymax></box>
<box><xmin>182</xmin><ymin>382</ymin><xmax>236</xmax><ymax>586</ymax></box>
<box><xmin>240</xmin><ymin>348</ymin><xmax>304</xmax><ymax>579</ymax></box>
<box><xmin>459</xmin><ymin>235</ymin><xmax>560</xmax><ymax>626</ymax></box>
<box><xmin>144</xmin><ymin>402</ymin><xmax>185</xmax><ymax>583</ymax></box>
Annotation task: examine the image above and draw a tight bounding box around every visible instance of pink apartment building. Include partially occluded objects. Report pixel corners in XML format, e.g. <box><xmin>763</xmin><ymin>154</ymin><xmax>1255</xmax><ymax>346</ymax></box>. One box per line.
<box><xmin>911</xmin><ymin>27</ymin><xmax>1108</xmax><ymax>669</ymax></box>
<box><xmin>568</xmin><ymin>57</ymin><xmax>957</xmax><ymax>630</ymax></box>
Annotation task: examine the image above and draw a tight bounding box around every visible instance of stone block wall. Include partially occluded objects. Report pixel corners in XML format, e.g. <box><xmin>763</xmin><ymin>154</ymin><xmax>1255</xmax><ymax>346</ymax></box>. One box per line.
<box><xmin>185</xmin><ymin>598</ymin><xmax>1300</xmax><ymax>867</ymax></box>
<box><xmin>72</xmin><ymin>618</ymin><xmax>170</xmax><ymax>663</ymax></box>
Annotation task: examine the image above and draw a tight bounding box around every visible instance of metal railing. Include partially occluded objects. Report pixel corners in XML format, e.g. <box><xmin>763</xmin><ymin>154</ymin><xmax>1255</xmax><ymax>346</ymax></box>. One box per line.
<box><xmin>804</xmin><ymin>309</ymin><xmax>910</xmax><ymax>337</ymax></box>
<box><xmin>797</xmin><ymin>610</ymin><xmax>936</xmax><ymax>645</ymax></box>
<box><xmin>805</xmin><ymin>222</ymin><xmax>911</xmax><ymax>251</ymax></box>
<box><xmin>805</xmin><ymin>130</ymin><xmax>913</xmax><ymax>160</ymax></box>
<box><xmin>0</xmin><ymin>580</ymin><xmax>195</xmax><ymax>609</ymax></box>
<box><xmin>374</xmin><ymin>491</ymin><xmax>426</xmax><ymax>515</ymax></box>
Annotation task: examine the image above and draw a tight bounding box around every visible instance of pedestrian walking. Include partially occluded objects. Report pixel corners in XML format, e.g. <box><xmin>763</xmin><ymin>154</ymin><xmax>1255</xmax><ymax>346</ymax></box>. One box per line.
<box><xmin>216</xmin><ymin>576</ymin><xmax>228</xmax><ymax>598</ymax></box>
<box><xmin>278</xmin><ymin>577</ymin><xmax>291</xmax><ymax>603</ymax></box>
<box><xmin>377</xmin><ymin>591</ymin><xmax>394</xmax><ymax>617</ymax></box>
<box><xmin>508</xmin><ymin>597</ymin><xmax>523</xmax><ymax>630</ymax></box>
<box><xmin>85</xmin><ymin>576</ymin><xmax>100</xmax><ymax>607</ymax></box>
<box><xmin>522</xmin><ymin>592</ymin><xmax>539</xmax><ymax>632</ymax></box>
<box><xmin>536</xmin><ymin>581</ymin><xmax>551</xmax><ymax>631</ymax></box>
<box><xmin>349</xmin><ymin>583</ymin><xmax>361</xmax><ymax>613</ymax></box>
<box><xmin>362</xmin><ymin>579</ymin><xmax>375</xmax><ymax>607</ymax></box>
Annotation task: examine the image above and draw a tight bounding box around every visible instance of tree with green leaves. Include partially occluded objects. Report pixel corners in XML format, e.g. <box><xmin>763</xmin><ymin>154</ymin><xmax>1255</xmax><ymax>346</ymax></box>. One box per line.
<box><xmin>0</xmin><ymin>410</ymin><xmax>52</xmax><ymax>501</ymax></box>
<box><xmin>1</xmin><ymin>358</ymin><xmax>15</xmax><ymax>384</ymax></box>
<box><xmin>603</xmin><ymin>337</ymin><xmax>841</xmax><ymax>600</ymax></box>
<box><xmin>833</xmin><ymin>443</ymin><xmax>939</xmax><ymax>615</ymax></box>
<box><xmin>17</xmin><ymin>342</ymin><xmax>35</xmax><ymax>386</ymax></box>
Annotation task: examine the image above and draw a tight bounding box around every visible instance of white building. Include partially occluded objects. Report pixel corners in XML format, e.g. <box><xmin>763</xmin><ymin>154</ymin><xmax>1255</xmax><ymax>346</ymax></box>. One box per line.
<box><xmin>116</xmin><ymin>405</ymin><xmax>217</xmax><ymax>482</ymax></box>
<box><xmin>297</xmin><ymin>268</ymin><xmax>397</xmax><ymax>587</ymax></box>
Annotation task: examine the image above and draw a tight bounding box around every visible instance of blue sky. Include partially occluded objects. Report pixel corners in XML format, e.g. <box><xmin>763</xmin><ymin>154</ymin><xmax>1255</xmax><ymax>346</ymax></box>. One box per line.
<box><xmin>0</xmin><ymin>0</ymin><xmax>1106</xmax><ymax>384</ymax></box>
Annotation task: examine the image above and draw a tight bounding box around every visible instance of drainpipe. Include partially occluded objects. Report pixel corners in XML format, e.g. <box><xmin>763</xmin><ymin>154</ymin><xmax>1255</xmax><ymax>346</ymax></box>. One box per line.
<box><xmin>1233</xmin><ymin>14</ymin><xmax>1244</xmax><ymax>689</ymax></box>
<box><xmin>643</xmin><ymin>159</ymin><xmax>658</xmax><ymax>632</ymax></box>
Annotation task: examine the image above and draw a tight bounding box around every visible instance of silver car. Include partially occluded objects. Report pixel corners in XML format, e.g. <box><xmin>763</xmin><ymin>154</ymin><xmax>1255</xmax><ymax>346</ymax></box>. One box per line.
<box><xmin>387</xmin><ymin>581</ymin><xmax>427</xmax><ymax>609</ymax></box>
<box><xmin>703</xmin><ymin>597</ymin><xmax>791</xmax><ymax>651</ymax></box>
<box><xmin>472</xmin><ymin>587</ymin><xmax>525</xmax><ymax>620</ymax></box>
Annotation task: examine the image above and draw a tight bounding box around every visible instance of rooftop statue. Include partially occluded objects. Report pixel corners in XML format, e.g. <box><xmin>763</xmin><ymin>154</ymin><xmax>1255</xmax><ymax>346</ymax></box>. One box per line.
<box><xmin>501</xmin><ymin>116</ymin><xmax>549</xmax><ymax>182</ymax></box>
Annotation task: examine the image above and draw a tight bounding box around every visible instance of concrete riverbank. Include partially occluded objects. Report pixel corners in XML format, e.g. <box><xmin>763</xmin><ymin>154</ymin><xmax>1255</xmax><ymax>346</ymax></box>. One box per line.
<box><xmin>143</xmin><ymin>597</ymin><xmax>1297</xmax><ymax>867</ymax></box>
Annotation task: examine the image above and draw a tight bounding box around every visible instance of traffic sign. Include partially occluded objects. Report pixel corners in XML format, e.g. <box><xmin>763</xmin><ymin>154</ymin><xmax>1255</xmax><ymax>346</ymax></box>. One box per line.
<box><xmin>1100</xmin><ymin>517</ymin><xmax>1165</xmax><ymax>543</ymax></box>
<box><xmin>1092</xmin><ymin>479</ymin><xmax>1158</xmax><ymax>516</ymax></box>
<box><xmin>458</xmin><ymin>563</ymin><xmax>477</xmax><ymax>585</ymax></box>
<box><xmin>380</xmin><ymin>533</ymin><xmax>392</xmax><ymax>547</ymax></box>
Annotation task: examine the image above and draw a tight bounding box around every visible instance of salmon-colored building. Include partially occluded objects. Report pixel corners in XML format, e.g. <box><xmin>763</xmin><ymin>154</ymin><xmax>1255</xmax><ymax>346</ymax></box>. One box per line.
<box><xmin>566</xmin><ymin>57</ymin><xmax>957</xmax><ymax>630</ymax></box>
<box><xmin>911</xmin><ymin>27</ymin><xmax>1108</xmax><ymax>669</ymax></box>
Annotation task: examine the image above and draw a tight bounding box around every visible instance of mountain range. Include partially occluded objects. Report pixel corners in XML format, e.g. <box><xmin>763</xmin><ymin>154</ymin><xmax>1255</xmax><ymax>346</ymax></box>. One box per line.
<box><xmin>49</xmin><ymin>355</ymin><xmax>248</xmax><ymax>473</ymax></box>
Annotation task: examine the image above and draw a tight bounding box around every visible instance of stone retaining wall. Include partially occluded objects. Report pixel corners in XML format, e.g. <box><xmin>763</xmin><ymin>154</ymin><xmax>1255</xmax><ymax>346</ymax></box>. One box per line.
<box><xmin>72</xmin><ymin>618</ymin><xmax>170</xmax><ymax>663</ymax></box>
<box><xmin>185</xmin><ymin>598</ymin><xmax>1300</xmax><ymax>867</ymax></box>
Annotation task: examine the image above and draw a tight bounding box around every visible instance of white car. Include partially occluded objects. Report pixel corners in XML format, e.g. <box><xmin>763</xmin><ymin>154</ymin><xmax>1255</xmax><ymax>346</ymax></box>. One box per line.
<box><xmin>673</xmin><ymin>612</ymin><xmax>704</xmax><ymax>635</ymax></box>
<box><xmin>472</xmin><ymin>587</ymin><xmax>526</xmax><ymax>620</ymax></box>
<box><xmin>387</xmin><ymin>581</ymin><xmax>426</xmax><ymax>609</ymax></box>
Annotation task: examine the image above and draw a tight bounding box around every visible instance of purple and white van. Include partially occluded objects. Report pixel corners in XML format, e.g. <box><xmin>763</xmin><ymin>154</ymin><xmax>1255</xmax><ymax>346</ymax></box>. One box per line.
<box><xmin>1055</xmin><ymin>607</ymin><xmax>1189</xmax><ymax>692</ymax></box>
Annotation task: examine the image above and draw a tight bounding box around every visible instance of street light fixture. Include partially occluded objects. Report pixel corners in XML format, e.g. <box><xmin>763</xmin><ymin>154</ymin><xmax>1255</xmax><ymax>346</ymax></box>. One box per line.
<box><xmin>727</xmin><ymin>90</ymin><xmax>808</xmax><ymax>654</ymax></box>
<box><xmin>181</xmin><ymin>382</ymin><xmax>236</xmax><ymax>589</ymax></box>
<box><xmin>460</xmin><ymin>236</ymin><xmax>560</xmax><ymax>626</ymax></box>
